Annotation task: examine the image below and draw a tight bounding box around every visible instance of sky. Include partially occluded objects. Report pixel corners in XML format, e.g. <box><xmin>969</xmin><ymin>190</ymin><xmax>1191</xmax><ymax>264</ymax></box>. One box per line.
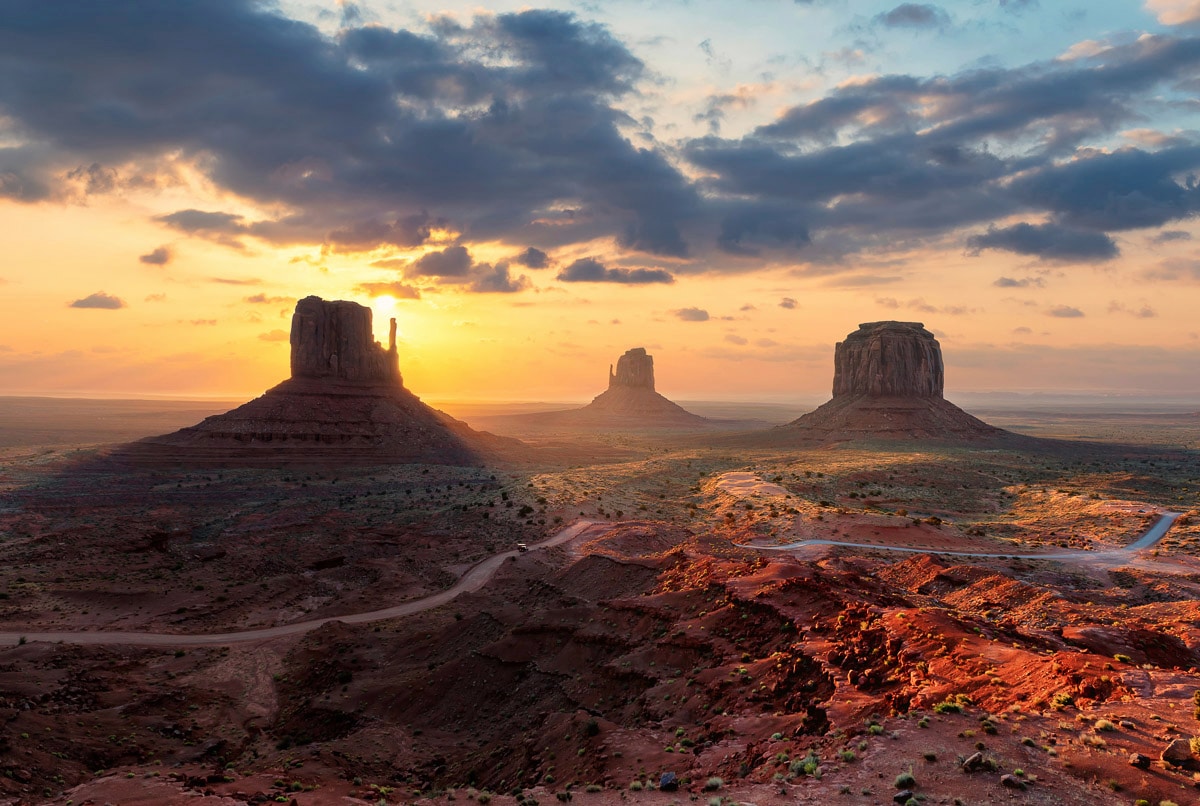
<box><xmin>4</xmin><ymin>0</ymin><xmax>1200</xmax><ymax>401</ymax></box>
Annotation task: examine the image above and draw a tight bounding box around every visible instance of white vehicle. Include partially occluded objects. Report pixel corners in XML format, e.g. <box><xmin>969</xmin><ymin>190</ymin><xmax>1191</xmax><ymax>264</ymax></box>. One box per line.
<box><xmin>516</xmin><ymin>543</ymin><xmax>528</xmax><ymax>552</ymax></box>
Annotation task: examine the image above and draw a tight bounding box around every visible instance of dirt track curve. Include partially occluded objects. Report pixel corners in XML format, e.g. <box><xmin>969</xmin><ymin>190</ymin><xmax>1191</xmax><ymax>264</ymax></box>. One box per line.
<box><xmin>0</xmin><ymin>513</ymin><xmax>1182</xmax><ymax>648</ymax></box>
<box><xmin>755</xmin><ymin>512</ymin><xmax>1181</xmax><ymax>560</ymax></box>
<box><xmin>0</xmin><ymin>520</ymin><xmax>609</xmax><ymax>648</ymax></box>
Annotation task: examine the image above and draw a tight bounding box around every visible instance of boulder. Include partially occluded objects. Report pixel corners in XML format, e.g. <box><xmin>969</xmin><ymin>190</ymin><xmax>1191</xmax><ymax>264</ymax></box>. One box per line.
<box><xmin>1161</xmin><ymin>737</ymin><xmax>1194</xmax><ymax>766</ymax></box>
<box><xmin>1129</xmin><ymin>752</ymin><xmax>1151</xmax><ymax>769</ymax></box>
<box><xmin>999</xmin><ymin>774</ymin><xmax>1026</xmax><ymax>790</ymax></box>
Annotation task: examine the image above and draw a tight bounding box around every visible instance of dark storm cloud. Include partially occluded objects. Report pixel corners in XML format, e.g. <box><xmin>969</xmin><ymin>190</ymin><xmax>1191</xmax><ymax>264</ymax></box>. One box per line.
<box><xmin>686</xmin><ymin>33</ymin><xmax>1200</xmax><ymax>264</ymax></box>
<box><xmin>1153</xmin><ymin>230</ymin><xmax>1192</xmax><ymax>243</ymax></box>
<box><xmin>4</xmin><ymin>2</ymin><xmax>1200</xmax><ymax>274</ymax></box>
<box><xmin>407</xmin><ymin>245</ymin><xmax>475</xmax><ymax>278</ymax></box>
<box><xmin>875</xmin><ymin>4</ymin><xmax>950</xmax><ymax>29</ymax></box>
<box><xmin>326</xmin><ymin>213</ymin><xmax>439</xmax><ymax>251</ymax></box>
<box><xmin>138</xmin><ymin>246</ymin><xmax>171</xmax><ymax>266</ymax></box>
<box><xmin>470</xmin><ymin>262</ymin><xmax>530</xmax><ymax>293</ymax></box>
<box><xmin>514</xmin><ymin>247</ymin><xmax>550</xmax><ymax>268</ymax></box>
<box><xmin>0</xmin><ymin>1</ymin><xmax>698</xmax><ymax>262</ymax></box>
<box><xmin>556</xmin><ymin>258</ymin><xmax>675</xmax><ymax>284</ymax></box>
<box><xmin>1009</xmin><ymin>146</ymin><xmax>1200</xmax><ymax>232</ymax></box>
<box><xmin>69</xmin><ymin>292</ymin><xmax>125</xmax><ymax>309</ymax></box>
<box><xmin>967</xmin><ymin>222</ymin><xmax>1118</xmax><ymax>261</ymax></box>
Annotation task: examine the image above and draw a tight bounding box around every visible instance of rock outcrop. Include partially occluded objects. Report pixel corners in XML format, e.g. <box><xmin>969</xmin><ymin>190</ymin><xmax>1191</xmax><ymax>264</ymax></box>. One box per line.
<box><xmin>772</xmin><ymin>321</ymin><xmax>1004</xmax><ymax>443</ymax></box>
<box><xmin>122</xmin><ymin>296</ymin><xmax>516</xmax><ymax>466</ymax></box>
<box><xmin>290</xmin><ymin>295</ymin><xmax>400</xmax><ymax>383</ymax></box>
<box><xmin>833</xmin><ymin>321</ymin><xmax>943</xmax><ymax>398</ymax></box>
<box><xmin>488</xmin><ymin>347</ymin><xmax>708</xmax><ymax>430</ymax></box>
<box><xmin>609</xmin><ymin>348</ymin><xmax>655</xmax><ymax>390</ymax></box>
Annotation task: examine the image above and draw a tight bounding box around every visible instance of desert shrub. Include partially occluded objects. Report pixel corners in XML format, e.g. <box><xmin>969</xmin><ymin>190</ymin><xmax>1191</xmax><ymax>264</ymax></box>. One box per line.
<box><xmin>628</xmin><ymin>781</ymin><xmax>642</xmax><ymax>791</ymax></box>
<box><xmin>1094</xmin><ymin>719</ymin><xmax>1116</xmax><ymax>732</ymax></box>
<box><xmin>584</xmin><ymin>785</ymin><xmax>602</xmax><ymax>793</ymax></box>
<box><xmin>789</xmin><ymin>752</ymin><xmax>820</xmax><ymax>776</ymax></box>
<box><xmin>1114</xmin><ymin>654</ymin><xmax>1132</xmax><ymax>664</ymax></box>
<box><xmin>894</xmin><ymin>771</ymin><xmax>916</xmax><ymax>789</ymax></box>
<box><xmin>704</xmin><ymin>777</ymin><xmax>723</xmax><ymax>791</ymax></box>
<box><xmin>934</xmin><ymin>701</ymin><xmax>962</xmax><ymax>715</ymax></box>
<box><xmin>1053</xmin><ymin>692</ymin><xmax>1075</xmax><ymax>708</ymax></box>
<box><xmin>840</xmin><ymin>749</ymin><xmax>856</xmax><ymax>762</ymax></box>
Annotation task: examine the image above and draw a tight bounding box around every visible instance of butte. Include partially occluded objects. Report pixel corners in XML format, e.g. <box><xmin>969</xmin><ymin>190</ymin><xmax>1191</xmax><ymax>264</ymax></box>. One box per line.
<box><xmin>771</xmin><ymin>321</ymin><xmax>1007</xmax><ymax>443</ymax></box>
<box><xmin>122</xmin><ymin>296</ymin><xmax>514</xmax><ymax>466</ymax></box>
<box><xmin>501</xmin><ymin>347</ymin><xmax>708</xmax><ymax>429</ymax></box>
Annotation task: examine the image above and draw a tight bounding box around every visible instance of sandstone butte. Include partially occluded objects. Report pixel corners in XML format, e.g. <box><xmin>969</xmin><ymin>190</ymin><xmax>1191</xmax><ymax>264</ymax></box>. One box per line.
<box><xmin>776</xmin><ymin>320</ymin><xmax>1005</xmax><ymax>442</ymax></box>
<box><xmin>518</xmin><ymin>347</ymin><xmax>708</xmax><ymax>428</ymax></box>
<box><xmin>122</xmin><ymin>296</ymin><xmax>514</xmax><ymax>466</ymax></box>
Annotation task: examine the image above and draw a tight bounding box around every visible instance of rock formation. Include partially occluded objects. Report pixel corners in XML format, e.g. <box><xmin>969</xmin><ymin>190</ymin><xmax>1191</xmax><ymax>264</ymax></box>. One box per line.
<box><xmin>832</xmin><ymin>321</ymin><xmax>943</xmax><ymax>398</ymax></box>
<box><xmin>493</xmin><ymin>347</ymin><xmax>708</xmax><ymax>430</ymax></box>
<box><xmin>609</xmin><ymin>347</ymin><xmax>655</xmax><ymax>390</ymax></box>
<box><xmin>123</xmin><ymin>296</ymin><xmax>516</xmax><ymax>466</ymax></box>
<box><xmin>580</xmin><ymin>348</ymin><xmax>706</xmax><ymax>425</ymax></box>
<box><xmin>290</xmin><ymin>295</ymin><xmax>400</xmax><ymax>384</ymax></box>
<box><xmin>774</xmin><ymin>321</ymin><xmax>1003</xmax><ymax>443</ymax></box>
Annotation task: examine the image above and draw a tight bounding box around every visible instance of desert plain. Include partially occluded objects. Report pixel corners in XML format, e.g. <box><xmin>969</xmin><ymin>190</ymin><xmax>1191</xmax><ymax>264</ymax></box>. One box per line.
<box><xmin>2</xmin><ymin>389</ymin><xmax>1200</xmax><ymax>806</ymax></box>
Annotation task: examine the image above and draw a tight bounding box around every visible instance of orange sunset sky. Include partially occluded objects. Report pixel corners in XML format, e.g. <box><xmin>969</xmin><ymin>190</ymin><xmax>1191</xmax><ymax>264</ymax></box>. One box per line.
<box><xmin>4</xmin><ymin>0</ymin><xmax>1200</xmax><ymax>401</ymax></box>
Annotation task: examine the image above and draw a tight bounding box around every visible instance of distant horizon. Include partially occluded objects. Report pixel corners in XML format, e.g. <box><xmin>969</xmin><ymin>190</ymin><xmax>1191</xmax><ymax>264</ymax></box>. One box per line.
<box><xmin>5</xmin><ymin>2</ymin><xmax>1200</xmax><ymax>399</ymax></box>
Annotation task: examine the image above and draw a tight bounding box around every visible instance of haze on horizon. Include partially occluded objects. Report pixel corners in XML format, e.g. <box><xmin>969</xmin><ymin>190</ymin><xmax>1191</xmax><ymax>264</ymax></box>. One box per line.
<box><xmin>4</xmin><ymin>0</ymin><xmax>1200</xmax><ymax>401</ymax></box>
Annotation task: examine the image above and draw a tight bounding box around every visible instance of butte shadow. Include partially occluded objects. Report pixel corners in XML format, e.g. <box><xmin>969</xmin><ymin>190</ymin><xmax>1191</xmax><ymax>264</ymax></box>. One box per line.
<box><xmin>116</xmin><ymin>296</ymin><xmax>522</xmax><ymax>467</ymax></box>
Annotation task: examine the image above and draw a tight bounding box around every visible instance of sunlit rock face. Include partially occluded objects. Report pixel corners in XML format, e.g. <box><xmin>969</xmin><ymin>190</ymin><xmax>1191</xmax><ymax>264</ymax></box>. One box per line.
<box><xmin>768</xmin><ymin>321</ymin><xmax>1005</xmax><ymax>444</ymax></box>
<box><xmin>290</xmin><ymin>296</ymin><xmax>400</xmax><ymax>384</ymax></box>
<box><xmin>832</xmin><ymin>321</ymin><xmax>944</xmax><ymax>399</ymax></box>
<box><xmin>608</xmin><ymin>347</ymin><xmax>655</xmax><ymax>391</ymax></box>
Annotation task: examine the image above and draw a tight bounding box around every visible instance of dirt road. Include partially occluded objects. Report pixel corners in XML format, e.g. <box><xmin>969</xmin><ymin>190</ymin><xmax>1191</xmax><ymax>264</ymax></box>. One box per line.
<box><xmin>755</xmin><ymin>512</ymin><xmax>1181</xmax><ymax>560</ymax></box>
<box><xmin>0</xmin><ymin>519</ymin><xmax>608</xmax><ymax>648</ymax></box>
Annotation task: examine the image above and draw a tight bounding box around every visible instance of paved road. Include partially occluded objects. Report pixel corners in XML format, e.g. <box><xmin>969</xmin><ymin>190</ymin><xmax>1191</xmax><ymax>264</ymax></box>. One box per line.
<box><xmin>754</xmin><ymin>512</ymin><xmax>1181</xmax><ymax>561</ymax></box>
<box><xmin>0</xmin><ymin>520</ymin><xmax>605</xmax><ymax>648</ymax></box>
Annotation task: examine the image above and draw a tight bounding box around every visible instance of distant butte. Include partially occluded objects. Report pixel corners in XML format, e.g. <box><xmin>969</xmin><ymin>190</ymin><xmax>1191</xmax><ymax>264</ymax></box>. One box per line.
<box><xmin>580</xmin><ymin>348</ymin><xmax>707</xmax><ymax>424</ymax></box>
<box><xmin>123</xmin><ymin>296</ymin><xmax>515</xmax><ymax>466</ymax></box>
<box><xmin>496</xmin><ymin>347</ymin><xmax>709</xmax><ymax>430</ymax></box>
<box><xmin>775</xmin><ymin>321</ymin><xmax>1005</xmax><ymax>443</ymax></box>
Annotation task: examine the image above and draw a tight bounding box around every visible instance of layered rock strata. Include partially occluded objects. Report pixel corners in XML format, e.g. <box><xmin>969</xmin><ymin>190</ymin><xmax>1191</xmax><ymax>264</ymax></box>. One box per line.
<box><xmin>124</xmin><ymin>297</ymin><xmax>513</xmax><ymax>465</ymax></box>
<box><xmin>777</xmin><ymin>321</ymin><xmax>1002</xmax><ymax>442</ymax></box>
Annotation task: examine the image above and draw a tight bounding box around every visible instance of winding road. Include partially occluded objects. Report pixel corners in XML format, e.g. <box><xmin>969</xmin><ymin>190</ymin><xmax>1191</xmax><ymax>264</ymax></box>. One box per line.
<box><xmin>754</xmin><ymin>511</ymin><xmax>1182</xmax><ymax>561</ymax></box>
<box><xmin>0</xmin><ymin>520</ymin><xmax>607</xmax><ymax>648</ymax></box>
<box><xmin>0</xmin><ymin>512</ymin><xmax>1183</xmax><ymax>648</ymax></box>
